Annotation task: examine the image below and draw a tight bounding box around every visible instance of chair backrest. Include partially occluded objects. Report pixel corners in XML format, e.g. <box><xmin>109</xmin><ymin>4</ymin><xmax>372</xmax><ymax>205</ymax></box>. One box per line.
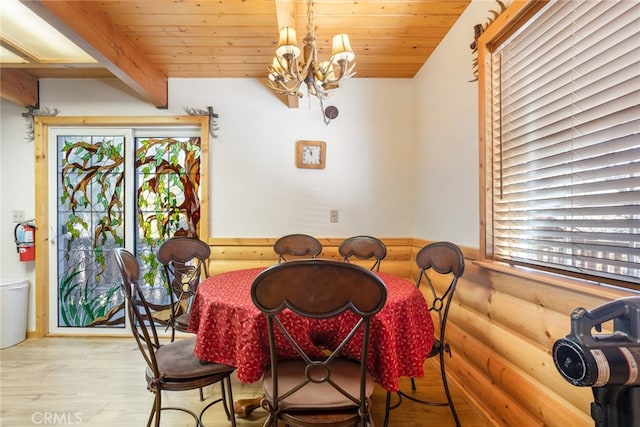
<box><xmin>157</xmin><ymin>236</ymin><xmax>210</xmax><ymax>301</ymax></box>
<box><xmin>113</xmin><ymin>248</ymin><xmax>162</xmax><ymax>376</ymax></box>
<box><xmin>415</xmin><ymin>241</ymin><xmax>465</xmax><ymax>343</ymax></box>
<box><xmin>339</xmin><ymin>235</ymin><xmax>387</xmax><ymax>271</ymax></box>
<box><xmin>273</xmin><ymin>233</ymin><xmax>322</xmax><ymax>263</ymax></box>
<box><xmin>251</xmin><ymin>259</ymin><xmax>387</xmax><ymax>423</ymax></box>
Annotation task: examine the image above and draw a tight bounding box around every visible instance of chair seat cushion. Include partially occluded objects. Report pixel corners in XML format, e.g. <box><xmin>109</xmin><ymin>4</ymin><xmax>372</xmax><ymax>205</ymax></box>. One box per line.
<box><xmin>149</xmin><ymin>337</ymin><xmax>234</xmax><ymax>381</ymax></box>
<box><xmin>262</xmin><ymin>358</ymin><xmax>374</xmax><ymax>411</ymax></box>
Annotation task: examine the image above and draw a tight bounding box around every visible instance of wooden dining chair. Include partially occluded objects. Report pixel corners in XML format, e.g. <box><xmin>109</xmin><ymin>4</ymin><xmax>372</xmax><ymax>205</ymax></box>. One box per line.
<box><xmin>251</xmin><ymin>259</ymin><xmax>387</xmax><ymax>427</ymax></box>
<box><xmin>156</xmin><ymin>236</ymin><xmax>210</xmax><ymax>342</ymax></box>
<box><xmin>383</xmin><ymin>241</ymin><xmax>465</xmax><ymax>427</ymax></box>
<box><xmin>113</xmin><ymin>248</ymin><xmax>237</xmax><ymax>427</ymax></box>
<box><xmin>273</xmin><ymin>233</ymin><xmax>322</xmax><ymax>263</ymax></box>
<box><xmin>339</xmin><ymin>235</ymin><xmax>387</xmax><ymax>271</ymax></box>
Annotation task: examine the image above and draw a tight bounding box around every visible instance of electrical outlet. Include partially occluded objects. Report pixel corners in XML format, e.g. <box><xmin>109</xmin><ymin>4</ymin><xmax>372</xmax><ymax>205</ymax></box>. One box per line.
<box><xmin>330</xmin><ymin>210</ymin><xmax>339</xmax><ymax>223</ymax></box>
<box><xmin>12</xmin><ymin>210</ymin><xmax>25</xmax><ymax>222</ymax></box>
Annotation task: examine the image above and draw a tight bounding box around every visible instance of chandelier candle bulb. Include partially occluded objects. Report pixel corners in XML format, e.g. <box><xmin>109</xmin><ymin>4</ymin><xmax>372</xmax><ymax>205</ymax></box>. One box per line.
<box><xmin>331</xmin><ymin>34</ymin><xmax>354</xmax><ymax>62</ymax></box>
<box><xmin>275</xmin><ymin>27</ymin><xmax>300</xmax><ymax>58</ymax></box>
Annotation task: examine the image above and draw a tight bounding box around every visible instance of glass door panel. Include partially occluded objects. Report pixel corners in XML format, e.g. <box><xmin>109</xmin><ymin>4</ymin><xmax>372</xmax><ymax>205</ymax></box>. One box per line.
<box><xmin>53</xmin><ymin>132</ymin><xmax>128</xmax><ymax>332</ymax></box>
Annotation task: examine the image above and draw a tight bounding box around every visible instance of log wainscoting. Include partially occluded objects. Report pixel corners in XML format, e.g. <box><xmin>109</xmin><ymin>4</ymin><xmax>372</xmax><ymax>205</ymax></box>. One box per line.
<box><xmin>207</xmin><ymin>237</ymin><xmax>414</xmax><ymax>277</ymax></box>
<box><xmin>208</xmin><ymin>237</ymin><xmax>638</xmax><ymax>427</ymax></box>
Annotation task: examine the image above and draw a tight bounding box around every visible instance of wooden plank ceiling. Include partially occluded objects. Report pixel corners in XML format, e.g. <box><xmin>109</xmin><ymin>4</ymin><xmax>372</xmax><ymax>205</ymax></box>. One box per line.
<box><xmin>2</xmin><ymin>0</ymin><xmax>471</xmax><ymax>107</ymax></box>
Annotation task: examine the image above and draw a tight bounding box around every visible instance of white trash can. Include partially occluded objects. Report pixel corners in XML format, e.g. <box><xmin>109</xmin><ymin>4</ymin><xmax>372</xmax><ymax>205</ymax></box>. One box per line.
<box><xmin>0</xmin><ymin>277</ymin><xmax>29</xmax><ymax>349</ymax></box>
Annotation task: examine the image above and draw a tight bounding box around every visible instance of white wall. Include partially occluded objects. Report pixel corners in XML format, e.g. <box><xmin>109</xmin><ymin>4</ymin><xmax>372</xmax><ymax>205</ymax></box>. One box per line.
<box><xmin>0</xmin><ymin>99</ymin><xmax>38</xmax><ymax>330</ymax></box>
<box><xmin>413</xmin><ymin>0</ymin><xmax>502</xmax><ymax>247</ymax></box>
<box><xmin>169</xmin><ymin>78</ymin><xmax>416</xmax><ymax>238</ymax></box>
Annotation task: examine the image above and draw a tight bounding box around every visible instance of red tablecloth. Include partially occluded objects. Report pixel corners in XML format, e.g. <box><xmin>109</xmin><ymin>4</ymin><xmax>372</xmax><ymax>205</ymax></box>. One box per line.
<box><xmin>189</xmin><ymin>267</ymin><xmax>433</xmax><ymax>392</ymax></box>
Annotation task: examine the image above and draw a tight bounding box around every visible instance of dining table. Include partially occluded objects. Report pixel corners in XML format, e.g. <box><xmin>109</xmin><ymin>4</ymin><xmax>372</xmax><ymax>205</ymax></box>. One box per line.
<box><xmin>188</xmin><ymin>266</ymin><xmax>434</xmax><ymax>394</ymax></box>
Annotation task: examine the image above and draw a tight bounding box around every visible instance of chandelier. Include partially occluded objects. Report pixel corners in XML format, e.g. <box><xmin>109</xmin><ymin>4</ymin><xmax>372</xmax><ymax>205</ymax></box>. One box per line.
<box><xmin>267</xmin><ymin>0</ymin><xmax>356</xmax><ymax>112</ymax></box>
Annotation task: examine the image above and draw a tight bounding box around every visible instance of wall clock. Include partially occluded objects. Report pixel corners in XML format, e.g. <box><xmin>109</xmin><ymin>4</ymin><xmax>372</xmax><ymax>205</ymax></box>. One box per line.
<box><xmin>296</xmin><ymin>140</ymin><xmax>326</xmax><ymax>169</ymax></box>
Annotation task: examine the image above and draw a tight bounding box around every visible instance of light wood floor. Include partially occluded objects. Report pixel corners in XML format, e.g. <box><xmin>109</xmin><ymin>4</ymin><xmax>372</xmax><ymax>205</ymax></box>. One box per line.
<box><xmin>0</xmin><ymin>337</ymin><xmax>493</xmax><ymax>426</ymax></box>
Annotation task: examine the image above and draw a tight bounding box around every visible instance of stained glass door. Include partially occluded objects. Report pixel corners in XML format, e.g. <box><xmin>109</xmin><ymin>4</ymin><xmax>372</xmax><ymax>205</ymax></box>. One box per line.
<box><xmin>49</xmin><ymin>127</ymin><xmax>203</xmax><ymax>334</ymax></box>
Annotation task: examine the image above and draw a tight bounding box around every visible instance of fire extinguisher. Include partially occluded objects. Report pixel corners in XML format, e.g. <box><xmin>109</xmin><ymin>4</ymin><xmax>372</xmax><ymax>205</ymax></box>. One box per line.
<box><xmin>14</xmin><ymin>221</ymin><xmax>36</xmax><ymax>262</ymax></box>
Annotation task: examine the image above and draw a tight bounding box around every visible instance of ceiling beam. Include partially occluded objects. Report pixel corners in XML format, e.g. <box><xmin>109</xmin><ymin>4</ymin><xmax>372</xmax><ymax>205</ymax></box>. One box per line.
<box><xmin>1</xmin><ymin>69</ymin><xmax>39</xmax><ymax>107</ymax></box>
<box><xmin>275</xmin><ymin>0</ymin><xmax>296</xmax><ymax>28</ymax></box>
<box><xmin>274</xmin><ymin>0</ymin><xmax>299</xmax><ymax>109</ymax></box>
<box><xmin>20</xmin><ymin>0</ymin><xmax>168</xmax><ymax>108</ymax></box>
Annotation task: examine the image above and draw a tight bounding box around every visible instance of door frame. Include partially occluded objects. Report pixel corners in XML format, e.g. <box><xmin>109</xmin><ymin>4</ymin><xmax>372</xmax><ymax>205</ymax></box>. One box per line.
<box><xmin>34</xmin><ymin>115</ymin><xmax>210</xmax><ymax>337</ymax></box>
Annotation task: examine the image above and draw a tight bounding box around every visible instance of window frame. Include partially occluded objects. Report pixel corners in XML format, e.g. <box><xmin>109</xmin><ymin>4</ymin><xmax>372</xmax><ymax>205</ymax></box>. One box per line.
<box><xmin>477</xmin><ymin>0</ymin><xmax>640</xmax><ymax>291</ymax></box>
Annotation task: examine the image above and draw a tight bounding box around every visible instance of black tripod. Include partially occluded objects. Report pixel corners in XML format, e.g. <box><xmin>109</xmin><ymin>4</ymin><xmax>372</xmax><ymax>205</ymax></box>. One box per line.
<box><xmin>592</xmin><ymin>386</ymin><xmax>640</xmax><ymax>426</ymax></box>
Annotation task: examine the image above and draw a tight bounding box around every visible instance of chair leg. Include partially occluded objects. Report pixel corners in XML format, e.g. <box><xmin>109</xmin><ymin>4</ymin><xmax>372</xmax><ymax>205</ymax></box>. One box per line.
<box><xmin>223</xmin><ymin>377</ymin><xmax>237</xmax><ymax>427</ymax></box>
<box><xmin>199</xmin><ymin>387</ymin><xmax>204</xmax><ymax>401</ymax></box>
<box><xmin>146</xmin><ymin>399</ymin><xmax>155</xmax><ymax>427</ymax></box>
<box><xmin>197</xmin><ymin>378</ymin><xmax>236</xmax><ymax>427</ymax></box>
<box><xmin>383</xmin><ymin>391</ymin><xmax>392</xmax><ymax>427</ymax></box>
<box><xmin>147</xmin><ymin>392</ymin><xmax>161</xmax><ymax>427</ymax></box>
<box><xmin>383</xmin><ymin>388</ymin><xmax>408</xmax><ymax>427</ymax></box>
<box><xmin>440</xmin><ymin>354</ymin><xmax>461</xmax><ymax>427</ymax></box>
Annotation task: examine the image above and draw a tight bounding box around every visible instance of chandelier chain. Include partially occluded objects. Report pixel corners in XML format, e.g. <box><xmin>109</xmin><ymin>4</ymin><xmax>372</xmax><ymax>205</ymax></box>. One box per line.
<box><xmin>307</xmin><ymin>0</ymin><xmax>314</xmax><ymax>38</ymax></box>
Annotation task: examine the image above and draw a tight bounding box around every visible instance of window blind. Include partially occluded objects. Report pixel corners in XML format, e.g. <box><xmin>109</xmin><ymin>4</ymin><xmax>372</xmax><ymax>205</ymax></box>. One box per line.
<box><xmin>488</xmin><ymin>0</ymin><xmax>640</xmax><ymax>286</ymax></box>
